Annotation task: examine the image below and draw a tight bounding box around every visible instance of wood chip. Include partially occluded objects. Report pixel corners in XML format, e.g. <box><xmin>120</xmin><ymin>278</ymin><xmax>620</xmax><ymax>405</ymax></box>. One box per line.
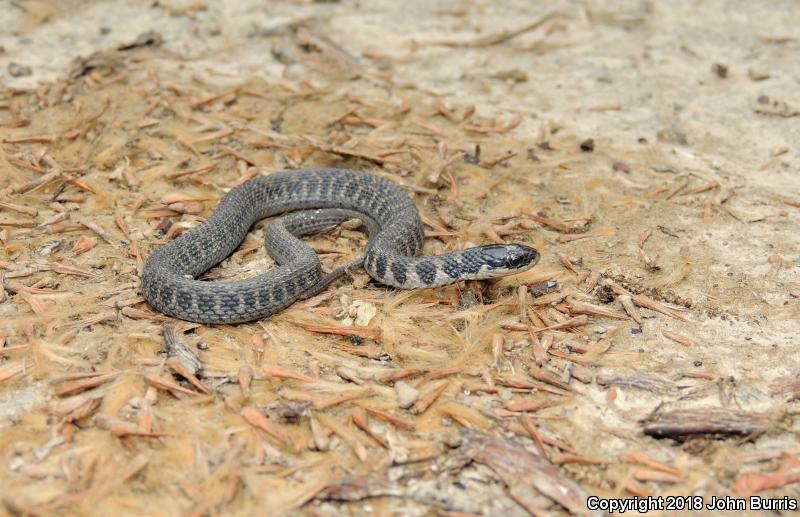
<box><xmin>642</xmin><ymin>407</ymin><xmax>772</xmax><ymax>437</ymax></box>
<box><xmin>55</xmin><ymin>371</ymin><xmax>120</xmax><ymax>397</ymax></box>
<box><xmin>462</xmin><ymin>430</ymin><xmax>595</xmax><ymax>516</ymax></box>
<box><xmin>240</xmin><ymin>405</ymin><xmax>294</xmax><ymax>450</ymax></box>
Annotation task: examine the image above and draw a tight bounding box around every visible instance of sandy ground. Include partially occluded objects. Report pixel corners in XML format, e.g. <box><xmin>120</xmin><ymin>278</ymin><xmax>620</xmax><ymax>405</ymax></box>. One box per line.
<box><xmin>1</xmin><ymin>0</ymin><xmax>799</xmax><ymax>515</ymax></box>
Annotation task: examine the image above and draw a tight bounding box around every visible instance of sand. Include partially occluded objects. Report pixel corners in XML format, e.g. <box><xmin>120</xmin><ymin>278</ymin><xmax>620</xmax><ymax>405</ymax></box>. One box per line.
<box><xmin>0</xmin><ymin>1</ymin><xmax>798</xmax><ymax>515</ymax></box>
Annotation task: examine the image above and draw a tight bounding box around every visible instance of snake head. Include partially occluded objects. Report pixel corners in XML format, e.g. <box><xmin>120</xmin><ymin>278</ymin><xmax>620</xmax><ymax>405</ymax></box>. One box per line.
<box><xmin>480</xmin><ymin>244</ymin><xmax>540</xmax><ymax>273</ymax></box>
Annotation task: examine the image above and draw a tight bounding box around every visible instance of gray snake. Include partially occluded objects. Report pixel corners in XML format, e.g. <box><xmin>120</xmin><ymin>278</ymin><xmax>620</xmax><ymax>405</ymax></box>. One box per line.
<box><xmin>142</xmin><ymin>168</ymin><xmax>539</xmax><ymax>323</ymax></box>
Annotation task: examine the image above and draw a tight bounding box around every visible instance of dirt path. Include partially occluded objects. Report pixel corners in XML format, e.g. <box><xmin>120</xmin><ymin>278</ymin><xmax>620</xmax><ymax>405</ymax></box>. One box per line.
<box><xmin>1</xmin><ymin>1</ymin><xmax>798</xmax><ymax>515</ymax></box>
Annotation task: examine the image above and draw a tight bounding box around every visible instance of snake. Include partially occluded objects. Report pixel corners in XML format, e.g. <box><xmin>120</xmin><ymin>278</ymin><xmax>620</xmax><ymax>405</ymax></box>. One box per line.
<box><xmin>141</xmin><ymin>168</ymin><xmax>539</xmax><ymax>323</ymax></box>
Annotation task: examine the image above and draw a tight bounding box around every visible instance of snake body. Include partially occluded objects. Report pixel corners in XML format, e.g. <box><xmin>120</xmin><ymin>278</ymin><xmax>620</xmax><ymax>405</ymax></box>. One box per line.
<box><xmin>142</xmin><ymin>168</ymin><xmax>539</xmax><ymax>323</ymax></box>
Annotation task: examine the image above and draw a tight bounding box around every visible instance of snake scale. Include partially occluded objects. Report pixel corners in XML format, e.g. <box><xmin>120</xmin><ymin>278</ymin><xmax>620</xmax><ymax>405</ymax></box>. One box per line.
<box><xmin>142</xmin><ymin>168</ymin><xmax>539</xmax><ymax>323</ymax></box>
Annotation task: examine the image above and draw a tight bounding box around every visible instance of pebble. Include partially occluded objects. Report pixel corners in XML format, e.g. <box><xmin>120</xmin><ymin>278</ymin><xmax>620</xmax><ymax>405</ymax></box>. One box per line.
<box><xmin>711</xmin><ymin>62</ymin><xmax>728</xmax><ymax>78</ymax></box>
<box><xmin>353</xmin><ymin>301</ymin><xmax>377</xmax><ymax>326</ymax></box>
<box><xmin>612</xmin><ymin>161</ymin><xmax>631</xmax><ymax>173</ymax></box>
<box><xmin>8</xmin><ymin>62</ymin><xmax>32</xmax><ymax>77</ymax></box>
<box><xmin>513</xmin><ymin>339</ymin><xmax>529</xmax><ymax>351</ymax></box>
<box><xmin>394</xmin><ymin>381</ymin><xmax>419</xmax><ymax>409</ymax></box>
<box><xmin>283</xmin><ymin>63</ymin><xmax>309</xmax><ymax>81</ymax></box>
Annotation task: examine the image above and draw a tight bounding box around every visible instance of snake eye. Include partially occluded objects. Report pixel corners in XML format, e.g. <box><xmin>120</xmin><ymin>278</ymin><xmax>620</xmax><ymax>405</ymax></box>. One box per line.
<box><xmin>508</xmin><ymin>251</ymin><xmax>529</xmax><ymax>268</ymax></box>
<box><xmin>505</xmin><ymin>244</ymin><xmax>539</xmax><ymax>269</ymax></box>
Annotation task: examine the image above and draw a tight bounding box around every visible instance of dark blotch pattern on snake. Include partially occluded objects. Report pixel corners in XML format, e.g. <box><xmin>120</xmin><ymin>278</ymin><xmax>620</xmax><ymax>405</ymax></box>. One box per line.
<box><xmin>142</xmin><ymin>168</ymin><xmax>539</xmax><ymax>323</ymax></box>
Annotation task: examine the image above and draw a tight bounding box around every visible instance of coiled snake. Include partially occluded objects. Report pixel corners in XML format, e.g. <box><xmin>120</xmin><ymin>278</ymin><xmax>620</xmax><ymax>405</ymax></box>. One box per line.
<box><xmin>142</xmin><ymin>168</ymin><xmax>539</xmax><ymax>323</ymax></box>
